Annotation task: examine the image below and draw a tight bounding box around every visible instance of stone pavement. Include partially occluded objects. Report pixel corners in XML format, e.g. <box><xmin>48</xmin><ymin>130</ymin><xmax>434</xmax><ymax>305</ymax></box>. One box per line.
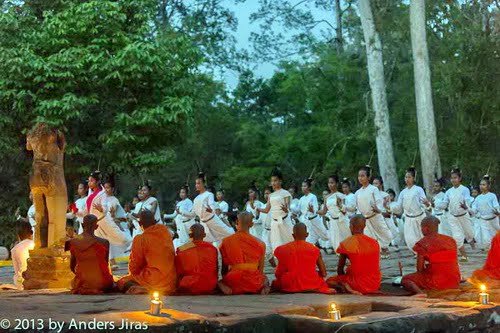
<box><xmin>0</xmin><ymin>247</ymin><xmax>498</xmax><ymax>332</ymax></box>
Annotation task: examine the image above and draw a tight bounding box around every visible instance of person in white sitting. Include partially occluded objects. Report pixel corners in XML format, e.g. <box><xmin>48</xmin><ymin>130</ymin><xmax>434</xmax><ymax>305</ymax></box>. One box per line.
<box><xmin>11</xmin><ymin>221</ymin><xmax>35</xmax><ymax>290</ymax></box>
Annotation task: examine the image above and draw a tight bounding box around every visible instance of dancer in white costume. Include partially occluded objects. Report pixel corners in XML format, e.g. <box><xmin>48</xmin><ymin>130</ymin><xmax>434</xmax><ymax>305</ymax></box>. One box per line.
<box><xmin>183</xmin><ymin>172</ymin><xmax>234</xmax><ymax>243</ymax></box>
<box><xmin>318</xmin><ymin>188</ymin><xmax>333</xmax><ymax>253</ymax></box>
<box><xmin>164</xmin><ymin>185</ymin><xmax>195</xmax><ymax>249</ymax></box>
<box><xmin>288</xmin><ymin>185</ymin><xmax>301</xmax><ymax>224</ymax></box>
<box><xmin>128</xmin><ymin>188</ymin><xmax>144</xmax><ymax>238</ymax></box>
<box><xmin>373</xmin><ymin>176</ymin><xmax>400</xmax><ymax>248</ymax></box>
<box><xmin>134</xmin><ymin>184</ymin><xmax>162</xmax><ymax>224</ymax></box>
<box><xmin>354</xmin><ymin>166</ymin><xmax>393</xmax><ymax>258</ymax></box>
<box><xmin>318</xmin><ymin>175</ymin><xmax>350</xmax><ymax>253</ymax></box>
<box><xmin>436</xmin><ymin>168</ymin><xmax>476</xmax><ymax>261</ymax></box>
<box><xmin>258</xmin><ymin>186</ymin><xmax>274</xmax><ymax>262</ymax></box>
<box><xmin>215</xmin><ymin>189</ymin><xmax>231</xmax><ymax>227</ymax></box>
<box><xmin>299</xmin><ymin>178</ymin><xmax>330</xmax><ymax>245</ymax></box>
<box><xmin>67</xmin><ymin>182</ymin><xmax>87</xmax><ymax>234</ymax></box>
<box><xmin>431</xmin><ymin>178</ymin><xmax>451</xmax><ymax>236</ymax></box>
<box><xmin>95</xmin><ymin>177</ymin><xmax>132</xmax><ymax>269</ymax></box>
<box><xmin>340</xmin><ymin>178</ymin><xmax>357</xmax><ymax>219</ymax></box>
<box><xmin>245</xmin><ymin>184</ymin><xmax>265</xmax><ymax>239</ymax></box>
<box><xmin>387</xmin><ymin>167</ymin><xmax>430</xmax><ymax>253</ymax></box>
<box><xmin>470</xmin><ymin>186</ymin><xmax>480</xmax><ymax>241</ymax></box>
<box><xmin>470</xmin><ymin>175</ymin><xmax>499</xmax><ymax>249</ymax></box>
<box><xmin>256</xmin><ymin>167</ymin><xmax>294</xmax><ymax>257</ymax></box>
<box><xmin>386</xmin><ymin>188</ymin><xmax>405</xmax><ymax>247</ymax></box>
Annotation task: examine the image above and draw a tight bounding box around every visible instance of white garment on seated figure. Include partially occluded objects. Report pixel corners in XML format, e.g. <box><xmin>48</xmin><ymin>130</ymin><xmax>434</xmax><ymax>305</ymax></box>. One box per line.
<box><xmin>11</xmin><ymin>239</ymin><xmax>34</xmax><ymax>290</ymax></box>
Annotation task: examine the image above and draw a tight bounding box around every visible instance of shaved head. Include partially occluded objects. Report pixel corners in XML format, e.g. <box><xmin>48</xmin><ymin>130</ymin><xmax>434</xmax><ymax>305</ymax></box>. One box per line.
<box><xmin>292</xmin><ymin>222</ymin><xmax>308</xmax><ymax>240</ymax></box>
<box><xmin>189</xmin><ymin>223</ymin><xmax>206</xmax><ymax>241</ymax></box>
<box><xmin>82</xmin><ymin>214</ymin><xmax>98</xmax><ymax>233</ymax></box>
<box><xmin>349</xmin><ymin>215</ymin><xmax>366</xmax><ymax>234</ymax></box>
<box><xmin>139</xmin><ymin>210</ymin><xmax>156</xmax><ymax>229</ymax></box>
<box><xmin>421</xmin><ymin>216</ymin><xmax>439</xmax><ymax>236</ymax></box>
<box><xmin>236</xmin><ymin>211</ymin><xmax>253</xmax><ymax>232</ymax></box>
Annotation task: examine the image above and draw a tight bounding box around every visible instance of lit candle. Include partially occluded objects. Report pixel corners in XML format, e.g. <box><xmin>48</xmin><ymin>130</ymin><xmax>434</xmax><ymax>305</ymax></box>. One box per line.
<box><xmin>479</xmin><ymin>284</ymin><xmax>489</xmax><ymax>305</ymax></box>
<box><xmin>150</xmin><ymin>291</ymin><xmax>163</xmax><ymax>315</ymax></box>
<box><xmin>328</xmin><ymin>303</ymin><xmax>341</xmax><ymax>321</ymax></box>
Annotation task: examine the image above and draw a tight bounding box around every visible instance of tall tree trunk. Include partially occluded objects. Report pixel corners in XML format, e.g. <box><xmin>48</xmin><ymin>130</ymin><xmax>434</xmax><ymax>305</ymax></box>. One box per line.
<box><xmin>334</xmin><ymin>0</ymin><xmax>343</xmax><ymax>52</ymax></box>
<box><xmin>410</xmin><ymin>0</ymin><xmax>441</xmax><ymax>193</ymax></box>
<box><xmin>358</xmin><ymin>0</ymin><xmax>399</xmax><ymax>193</ymax></box>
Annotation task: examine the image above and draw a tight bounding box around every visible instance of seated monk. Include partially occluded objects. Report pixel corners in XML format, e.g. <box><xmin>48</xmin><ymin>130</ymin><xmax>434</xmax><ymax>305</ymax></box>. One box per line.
<box><xmin>272</xmin><ymin>223</ymin><xmax>333</xmax><ymax>294</ymax></box>
<box><xmin>218</xmin><ymin>211</ymin><xmax>269</xmax><ymax>295</ymax></box>
<box><xmin>469</xmin><ymin>231</ymin><xmax>500</xmax><ymax>289</ymax></box>
<box><xmin>175</xmin><ymin>224</ymin><xmax>218</xmax><ymax>295</ymax></box>
<box><xmin>326</xmin><ymin>215</ymin><xmax>381</xmax><ymax>295</ymax></box>
<box><xmin>117</xmin><ymin>210</ymin><xmax>176</xmax><ymax>294</ymax></box>
<box><xmin>402</xmin><ymin>216</ymin><xmax>461</xmax><ymax>295</ymax></box>
<box><xmin>67</xmin><ymin>215</ymin><xmax>114</xmax><ymax>294</ymax></box>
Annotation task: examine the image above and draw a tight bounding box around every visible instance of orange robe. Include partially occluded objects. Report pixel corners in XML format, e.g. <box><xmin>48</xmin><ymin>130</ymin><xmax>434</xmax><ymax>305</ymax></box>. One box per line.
<box><xmin>402</xmin><ymin>233</ymin><xmax>460</xmax><ymax>290</ymax></box>
<box><xmin>220</xmin><ymin>231</ymin><xmax>266</xmax><ymax>294</ymax></box>
<box><xmin>471</xmin><ymin>231</ymin><xmax>500</xmax><ymax>288</ymax></box>
<box><xmin>69</xmin><ymin>236</ymin><xmax>114</xmax><ymax>294</ymax></box>
<box><xmin>117</xmin><ymin>224</ymin><xmax>177</xmax><ymax>294</ymax></box>
<box><xmin>175</xmin><ymin>240</ymin><xmax>218</xmax><ymax>295</ymax></box>
<box><xmin>272</xmin><ymin>240</ymin><xmax>331</xmax><ymax>293</ymax></box>
<box><xmin>327</xmin><ymin>234</ymin><xmax>381</xmax><ymax>294</ymax></box>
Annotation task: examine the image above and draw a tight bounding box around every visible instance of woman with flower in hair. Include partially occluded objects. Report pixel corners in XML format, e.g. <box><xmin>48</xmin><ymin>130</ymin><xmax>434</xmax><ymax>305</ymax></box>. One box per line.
<box><xmin>387</xmin><ymin>167</ymin><xmax>430</xmax><ymax>253</ymax></box>
<box><xmin>436</xmin><ymin>168</ymin><xmax>476</xmax><ymax>261</ymax></box>
<box><xmin>470</xmin><ymin>175</ymin><xmax>499</xmax><ymax>250</ymax></box>
<box><xmin>256</xmin><ymin>167</ymin><xmax>294</xmax><ymax>255</ymax></box>
<box><xmin>181</xmin><ymin>172</ymin><xmax>234</xmax><ymax>243</ymax></box>
<box><xmin>354</xmin><ymin>165</ymin><xmax>393</xmax><ymax>258</ymax></box>
<box><xmin>164</xmin><ymin>184</ymin><xmax>195</xmax><ymax>249</ymax></box>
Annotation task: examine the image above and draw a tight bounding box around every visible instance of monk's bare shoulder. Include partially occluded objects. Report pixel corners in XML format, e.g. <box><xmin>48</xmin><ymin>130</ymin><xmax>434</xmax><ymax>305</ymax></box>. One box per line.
<box><xmin>96</xmin><ymin>237</ymin><xmax>110</xmax><ymax>247</ymax></box>
<box><xmin>178</xmin><ymin>241</ymin><xmax>196</xmax><ymax>252</ymax></box>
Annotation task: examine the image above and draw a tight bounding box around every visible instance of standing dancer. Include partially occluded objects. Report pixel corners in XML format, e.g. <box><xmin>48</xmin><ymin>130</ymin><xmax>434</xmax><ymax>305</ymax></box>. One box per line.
<box><xmin>299</xmin><ymin>178</ymin><xmax>330</xmax><ymax>246</ymax></box>
<box><xmin>318</xmin><ymin>175</ymin><xmax>351</xmax><ymax>253</ymax></box>
<box><xmin>94</xmin><ymin>177</ymin><xmax>132</xmax><ymax>270</ymax></box>
<box><xmin>471</xmin><ymin>175</ymin><xmax>499</xmax><ymax>250</ymax></box>
<box><xmin>164</xmin><ymin>184</ymin><xmax>195</xmax><ymax>249</ymax></box>
<box><xmin>387</xmin><ymin>167</ymin><xmax>430</xmax><ymax>253</ymax></box>
<box><xmin>373</xmin><ymin>176</ymin><xmax>399</xmax><ymax>248</ymax></box>
<box><xmin>386</xmin><ymin>189</ymin><xmax>404</xmax><ymax>247</ymax></box>
<box><xmin>354</xmin><ymin>166</ymin><xmax>393</xmax><ymax>258</ymax></box>
<box><xmin>259</xmin><ymin>186</ymin><xmax>274</xmax><ymax>263</ymax></box>
<box><xmin>134</xmin><ymin>183</ymin><xmax>162</xmax><ymax>224</ymax></box>
<box><xmin>288</xmin><ymin>185</ymin><xmax>301</xmax><ymax>223</ymax></box>
<box><xmin>436</xmin><ymin>168</ymin><xmax>476</xmax><ymax>261</ymax></box>
<box><xmin>340</xmin><ymin>178</ymin><xmax>357</xmax><ymax>219</ymax></box>
<box><xmin>129</xmin><ymin>187</ymin><xmax>144</xmax><ymax>239</ymax></box>
<box><xmin>183</xmin><ymin>173</ymin><xmax>234</xmax><ymax>243</ymax></box>
<box><xmin>256</xmin><ymin>167</ymin><xmax>294</xmax><ymax>256</ymax></box>
<box><xmin>245</xmin><ymin>184</ymin><xmax>265</xmax><ymax>239</ymax></box>
<box><xmin>67</xmin><ymin>182</ymin><xmax>88</xmax><ymax>234</ymax></box>
<box><xmin>431</xmin><ymin>177</ymin><xmax>451</xmax><ymax>236</ymax></box>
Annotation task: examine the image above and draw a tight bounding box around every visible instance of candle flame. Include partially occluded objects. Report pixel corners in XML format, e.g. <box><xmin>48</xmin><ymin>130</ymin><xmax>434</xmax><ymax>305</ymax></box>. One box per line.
<box><xmin>153</xmin><ymin>291</ymin><xmax>159</xmax><ymax>299</ymax></box>
<box><xmin>480</xmin><ymin>284</ymin><xmax>486</xmax><ymax>292</ymax></box>
<box><xmin>330</xmin><ymin>303</ymin><xmax>337</xmax><ymax>311</ymax></box>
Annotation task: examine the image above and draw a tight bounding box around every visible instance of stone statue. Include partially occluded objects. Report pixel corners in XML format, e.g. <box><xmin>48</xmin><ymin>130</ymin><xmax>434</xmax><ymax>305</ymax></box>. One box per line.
<box><xmin>26</xmin><ymin>123</ymin><xmax>68</xmax><ymax>248</ymax></box>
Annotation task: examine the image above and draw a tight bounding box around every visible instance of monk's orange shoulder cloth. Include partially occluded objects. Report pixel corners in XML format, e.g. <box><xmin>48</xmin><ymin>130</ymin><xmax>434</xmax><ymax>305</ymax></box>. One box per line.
<box><xmin>175</xmin><ymin>240</ymin><xmax>218</xmax><ymax>295</ymax></box>
<box><xmin>220</xmin><ymin>232</ymin><xmax>266</xmax><ymax>294</ymax></box>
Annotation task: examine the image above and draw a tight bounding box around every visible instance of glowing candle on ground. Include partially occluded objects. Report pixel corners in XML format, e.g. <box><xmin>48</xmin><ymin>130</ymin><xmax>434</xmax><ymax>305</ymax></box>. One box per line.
<box><xmin>328</xmin><ymin>303</ymin><xmax>341</xmax><ymax>320</ymax></box>
<box><xmin>479</xmin><ymin>284</ymin><xmax>489</xmax><ymax>305</ymax></box>
<box><xmin>150</xmin><ymin>292</ymin><xmax>163</xmax><ymax>315</ymax></box>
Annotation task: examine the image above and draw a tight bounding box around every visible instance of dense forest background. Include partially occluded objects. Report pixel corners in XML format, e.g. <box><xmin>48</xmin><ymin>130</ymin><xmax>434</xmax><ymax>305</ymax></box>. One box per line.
<box><xmin>0</xmin><ymin>1</ymin><xmax>498</xmax><ymax>244</ymax></box>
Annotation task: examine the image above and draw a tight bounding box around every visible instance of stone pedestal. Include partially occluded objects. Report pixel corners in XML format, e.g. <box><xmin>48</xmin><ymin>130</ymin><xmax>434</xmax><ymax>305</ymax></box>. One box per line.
<box><xmin>23</xmin><ymin>247</ymin><xmax>73</xmax><ymax>290</ymax></box>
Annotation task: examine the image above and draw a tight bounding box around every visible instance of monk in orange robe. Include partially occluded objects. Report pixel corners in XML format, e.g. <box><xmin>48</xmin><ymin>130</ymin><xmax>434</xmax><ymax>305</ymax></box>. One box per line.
<box><xmin>272</xmin><ymin>223</ymin><xmax>333</xmax><ymax>293</ymax></box>
<box><xmin>175</xmin><ymin>224</ymin><xmax>218</xmax><ymax>295</ymax></box>
<box><xmin>218</xmin><ymin>211</ymin><xmax>269</xmax><ymax>295</ymax></box>
<box><xmin>402</xmin><ymin>216</ymin><xmax>461</xmax><ymax>295</ymax></box>
<box><xmin>68</xmin><ymin>214</ymin><xmax>114</xmax><ymax>294</ymax></box>
<box><xmin>117</xmin><ymin>210</ymin><xmax>177</xmax><ymax>294</ymax></box>
<box><xmin>469</xmin><ymin>231</ymin><xmax>500</xmax><ymax>289</ymax></box>
<box><xmin>327</xmin><ymin>215</ymin><xmax>381</xmax><ymax>294</ymax></box>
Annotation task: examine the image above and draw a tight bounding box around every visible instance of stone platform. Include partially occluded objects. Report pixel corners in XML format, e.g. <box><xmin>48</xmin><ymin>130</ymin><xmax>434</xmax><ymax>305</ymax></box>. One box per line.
<box><xmin>0</xmin><ymin>247</ymin><xmax>498</xmax><ymax>332</ymax></box>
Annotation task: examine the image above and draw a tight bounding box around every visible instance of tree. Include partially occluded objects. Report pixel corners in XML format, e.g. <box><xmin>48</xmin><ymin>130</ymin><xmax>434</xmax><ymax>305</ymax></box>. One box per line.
<box><xmin>410</xmin><ymin>0</ymin><xmax>441</xmax><ymax>193</ymax></box>
<box><xmin>358</xmin><ymin>0</ymin><xmax>399</xmax><ymax>193</ymax></box>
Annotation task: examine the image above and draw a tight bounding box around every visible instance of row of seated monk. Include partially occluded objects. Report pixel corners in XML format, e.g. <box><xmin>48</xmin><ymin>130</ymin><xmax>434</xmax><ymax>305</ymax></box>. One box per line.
<box><xmin>64</xmin><ymin>211</ymin><xmax>499</xmax><ymax>296</ymax></box>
